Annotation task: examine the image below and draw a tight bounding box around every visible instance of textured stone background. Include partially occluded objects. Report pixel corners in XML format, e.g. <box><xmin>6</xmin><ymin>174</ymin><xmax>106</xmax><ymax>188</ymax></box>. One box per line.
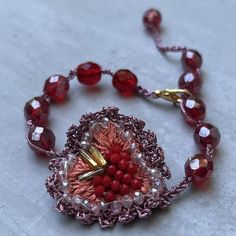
<box><xmin>0</xmin><ymin>0</ymin><xmax>236</xmax><ymax>235</ymax></box>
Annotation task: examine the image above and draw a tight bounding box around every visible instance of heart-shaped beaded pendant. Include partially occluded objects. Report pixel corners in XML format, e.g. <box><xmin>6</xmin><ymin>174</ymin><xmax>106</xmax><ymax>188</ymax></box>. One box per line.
<box><xmin>46</xmin><ymin>107</ymin><xmax>171</xmax><ymax>228</ymax></box>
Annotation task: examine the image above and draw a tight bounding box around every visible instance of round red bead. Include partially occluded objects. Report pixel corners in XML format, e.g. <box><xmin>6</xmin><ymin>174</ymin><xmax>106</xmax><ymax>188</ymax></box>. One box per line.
<box><xmin>110</xmin><ymin>153</ymin><xmax>121</xmax><ymax>165</ymax></box>
<box><xmin>128</xmin><ymin>163</ymin><xmax>138</xmax><ymax>174</ymax></box>
<box><xmin>92</xmin><ymin>175</ymin><xmax>103</xmax><ymax>187</ymax></box>
<box><xmin>28</xmin><ymin>126</ymin><xmax>55</xmax><ymax>156</ymax></box>
<box><xmin>143</xmin><ymin>9</ymin><xmax>162</xmax><ymax>32</ymax></box>
<box><xmin>111</xmin><ymin>180</ymin><xmax>121</xmax><ymax>192</ymax></box>
<box><xmin>115</xmin><ymin>170</ymin><xmax>124</xmax><ymax>181</ymax></box>
<box><xmin>118</xmin><ymin>159</ymin><xmax>129</xmax><ymax>170</ymax></box>
<box><xmin>95</xmin><ymin>185</ymin><xmax>105</xmax><ymax>197</ymax></box>
<box><xmin>107</xmin><ymin>165</ymin><xmax>117</xmax><ymax>176</ymax></box>
<box><xmin>24</xmin><ymin>96</ymin><xmax>50</xmax><ymax>125</ymax></box>
<box><xmin>131</xmin><ymin>178</ymin><xmax>142</xmax><ymax>190</ymax></box>
<box><xmin>121</xmin><ymin>152</ymin><xmax>131</xmax><ymax>161</ymax></box>
<box><xmin>112</xmin><ymin>69</ymin><xmax>138</xmax><ymax>96</ymax></box>
<box><xmin>194</xmin><ymin>123</ymin><xmax>221</xmax><ymax>150</ymax></box>
<box><xmin>43</xmin><ymin>75</ymin><xmax>69</xmax><ymax>102</ymax></box>
<box><xmin>182</xmin><ymin>50</ymin><xmax>203</xmax><ymax>70</ymax></box>
<box><xmin>105</xmin><ymin>191</ymin><xmax>116</xmax><ymax>202</ymax></box>
<box><xmin>178</xmin><ymin>71</ymin><xmax>203</xmax><ymax>95</ymax></box>
<box><xmin>119</xmin><ymin>184</ymin><xmax>129</xmax><ymax>196</ymax></box>
<box><xmin>180</xmin><ymin>96</ymin><xmax>206</xmax><ymax>126</ymax></box>
<box><xmin>102</xmin><ymin>175</ymin><xmax>112</xmax><ymax>188</ymax></box>
<box><xmin>185</xmin><ymin>154</ymin><xmax>213</xmax><ymax>185</ymax></box>
<box><xmin>77</xmin><ymin>62</ymin><xmax>102</xmax><ymax>86</ymax></box>
<box><xmin>122</xmin><ymin>173</ymin><xmax>132</xmax><ymax>184</ymax></box>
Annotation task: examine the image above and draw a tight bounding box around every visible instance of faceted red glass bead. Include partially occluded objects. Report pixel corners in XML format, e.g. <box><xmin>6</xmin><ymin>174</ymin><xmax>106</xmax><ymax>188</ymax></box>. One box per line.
<box><xmin>143</xmin><ymin>9</ymin><xmax>162</xmax><ymax>32</ymax></box>
<box><xmin>178</xmin><ymin>71</ymin><xmax>203</xmax><ymax>95</ymax></box>
<box><xmin>180</xmin><ymin>96</ymin><xmax>206</xmax><ymax>126</ymax></box>
<box><xmin>77</xmin><ymin>62</ymin><xmax>102</xmax><ymax>85</ymax></box>
<box><xmin>43</xmin><ymin>75</ymin><xmax>69</xmax><ymax>102</ymax></box>
<box><xmin>24</xmin><ymin>96</ymin><xmax>50</xmax><ymax>125</ymax></box>
<box><xmin>194</xmin><ymin>123</ymin><xmax>221</xmax><ymax>150</ymax></box>
<box><xmin>28</xmin><ymin>126</ymin><xmax>55</xmax><ymax>156</ymax></box>
<box><xmin>182</xmin><ymin>50</ymin><xmax>203</xmax><ymax>70</ymax></box>
<box><xmin>185</xmin><ymin>154</ymin><xmax>213</xmax><ymax>185</ymax></box>
<box><xmin>112</xmin><ymin>69</ymin><xmax>138</xmax><ymax>96</ymax></box>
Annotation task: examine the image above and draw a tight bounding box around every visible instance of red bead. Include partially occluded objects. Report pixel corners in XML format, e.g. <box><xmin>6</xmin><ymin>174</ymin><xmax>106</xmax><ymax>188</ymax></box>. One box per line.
<box><xmin>119</xmin><ymin>184</ymin><xmax>129</xmax><ymax>196</ymax></box>
<box><xmin>121</xmin><ymin>152</ymin><xmax>131</xmax><ymax>161</ymax></box>
<box><xmin>194</xmin><ymin>123</ymin><xmax>221</xmax><ymax>150</ymax></box>
<box><xmin>111</xmin><ymin>144</ymin><xmax>122</xmax><ymax>153</ymax></box>
<box><xmin>122</xmin><ymin>173</ymin><xmax>132</xmax><ymax>184</ymax></box>
<box><xmin>95</xmin><ymin>185</ymin><xmax>105</xmax><ymax>197</ymax></box>
<box><xmin>180</xmin><ymin>96</ymin><xmax>206</xmax><ymax>126</ymax></box>
<box><xmin>111</xmin><ymin>180</ymin><xmax>121</xmax><ymax>192</ymax></box>
<box><xmin>110</xmin><ymin>153</ymin><xmax>121</xmax><ymax>165</ymax></box>
<box><xmin>104</xmin><ymin>150</ymin><xmax>112</xmax><ymax>162</ymax></box>
<box><xmin>92</xmin><ymin>175</ymin><xmax>103</xmax><ymax>187</ymax></box>
<box><xmin>115</xmin><ymin>170</ymin><xmax>124</xmax><ymax>181</ymax></box>
<box><xmin>118</xmin><ymin>159</ymin><xmax>129</xmax><ymax>170</ymax></box>
<box><xmin>43</xmin><ymin>75</ymin><xmax>69</xmax><ymax>102</ymax></box>
<box><xmin>131</xmin><ymin>178</ymin><xmax>142</xmax><ymax>190</ymax></box>
<box><xmin>143</xmin><ymin>9</ymin><xmax>162</xmax><ymax>32</ymax></box>
<box><xmin>128</xmin><ymin>163</ymin><xmax>138</xmax><ymax>174</ymax></box>
<box><xmin>24</xmin><ymin>96</ymin><xmax>50</xmax><ymax>125</ymax></box>
<box><xmin>178</xmin><ymin>71</ymin><xmax>203</xmax><ymax>95</ymax></box>
<box><xmin>77</xmin><ymin>62</ymin><xmax>102</xmax><ymax>85</ymax></box>
<box><xmin>182</xmin><ymin>50</ymin><xmax>203</xmax><ymax>70</ymax></box>
<box><xmin>107</xmin><ymin>165</ymin><xmax>117</xmax><ymax>176</ymax></box>
<box><xmin>185</xmin><ymin>154</ymin><xmax>213</xmax><ymax>185</ymax></box>
<box><xmin>28</xmin><ymin>126</ymin><xmax>55</xmax><ymax>156</ymax></box>
<box><xmin>102</xmin><ymin>175</ymin><xmax>112</xmax><ymax>188</ymax></box>
<box><xmin>112</xmin><ymin>69</ymin><xmax>138</xmax><ymax>96</ymax></box>
<box><xmin>105</xmin><ymin>191</ymin><xmax>116</xmax><ymax>202</ymax></box>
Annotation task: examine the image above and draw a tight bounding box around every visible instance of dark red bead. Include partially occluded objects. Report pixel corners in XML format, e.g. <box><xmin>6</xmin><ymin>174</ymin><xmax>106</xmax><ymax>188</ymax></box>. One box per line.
<box><xmin>119</xmin><ymin>184</ymin><xmax>129</xmax><ymax>196</ymax></box>
<box><xmin>107</xmin><ymin>165</ymin><xmax>117</xmax><ymax>176</ymax></box>
<box><xmin>122</xmin><ymin>173</ymin><xmax>132</xmax><ymax>184</ymax></box>
<box><xmin>182</xmin><ymin>50</ymin><xmax>203</xmax><ymax>70</ymax></box>
<box><xmin>28</xmin><ymin>126</ymin><xmax>55</xmax><ymax>156</ymax></box>
<box><xmin>95</xmin><ymin>185</ymin><xmax>105</xmax><ymax>197</ymax></box>
<box><xmin>121</xmin><ymin>152</ymin><xmax>131</xmax><ymax>161</ymax></box>
<box><xmin>185</xmin><ymin>154</ymin><xmax>213</xmax><ymax>185</ymax></box>
<box><xmin>77</xmin><ymin>62</ymin><xmax>102</xmax><ymax>85</ymax></box>
<box><xmin>194</xmin><ymin>123</ymin><xmax>221</xmax><ymax>150</ymax></box>
<box><xmin>105</xmin><ymin>191</ymin><xmax>116</xmax><ymax>202</ymax></box>
<box><xmin>131</xmin><ymin>178</ymin><xmax>142</xmax><ymax>190</ymax></box>
<box><xmin>178</xmin><ymin>71</ymin><xmax>203</xmax><ymax>95</ymax></box>
<box><xmin>111</xmin><ymin>144</ymin><xmax>122</xmax><ymax>153</ymax></box>
<box><xmin>111</xmin><ymin>180</ymin><xmax>121</xmax><ymax>192</ymax></box>
<box><xmin>115</xmin><ymin>170</ymin><xmax>124</xmax><ymax>181</ymax></box>
<box><xmin>110</xmin><ymin>153</ymin><xmax>121</xmax><ymax>165</ymax></box>
<box><xmin>43</xmin><ymin>75</ymin><xmax>69</xmax><ymax>102</ymax></box>
<box><xmin>24</xmin><ymin>96</ymin><xmax>50</xmax><ymax>125</ymax></box>
<box><xmin>143</xmin><ymin>9</ymin><xmax>162</xmax><ymax>32</ymax></box>
<box><xmin>92</xmin><ymin>175</ymin><xmax>103</xmax><ymax>187</ymax></box>
<box><xmin>112</xmin><ymin>69</ymin><xmax>138</xmax><ymax>96</ymax></box>
<box><xmin>102</xmin><ymin>175</ymin><xmax>112</xmax><ymax>188</ymax></box>
<box><xmin>128</xmin><ymin>163</ymin><xmax>138</xmax><ymax>175</ymax></box>
<box><xmin>118</xmin><ymin>159</ymin><xmax>129</xmax><ymax>171</ymax></box>
<box><xmin>180</xmin><ymin>96</ymin><xmax>206</xmax><ymax>126</ymax></box>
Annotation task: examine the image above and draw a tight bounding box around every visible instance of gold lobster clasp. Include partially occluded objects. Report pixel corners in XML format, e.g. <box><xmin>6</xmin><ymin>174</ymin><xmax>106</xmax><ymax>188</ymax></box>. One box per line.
<box><xmin>154</xmin><ymin>89</ymin><xmax>192</xmax><ymax>104</ymax></box>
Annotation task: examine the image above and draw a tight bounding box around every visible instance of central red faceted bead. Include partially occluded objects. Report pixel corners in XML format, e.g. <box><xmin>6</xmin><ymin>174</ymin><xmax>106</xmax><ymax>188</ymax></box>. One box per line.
<box><xmin>112</xmin><ymin>69</ymin><xmax>138</xmax><ymax>96</ymax></box>
<box><xmin>182</xmin><ymin>50</ymin><xmax>203</xmax><ymax>70</ymax></box>
<box><xmin>143</xmin><ymin>9</ymin><xmax>162</xmax><ymax>32</ymax></box>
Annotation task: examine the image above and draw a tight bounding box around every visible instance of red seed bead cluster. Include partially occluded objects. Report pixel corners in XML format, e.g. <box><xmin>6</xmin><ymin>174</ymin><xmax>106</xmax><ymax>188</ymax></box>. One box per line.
<box><xmin>143</xmin><ymin>9</ymin><xmax>221</xmax><ymax>186</ymax></box>
<box><xmin>92</xmin><ymin>145</ymin><xmax>142</xmax><ymax>202</ymax></box>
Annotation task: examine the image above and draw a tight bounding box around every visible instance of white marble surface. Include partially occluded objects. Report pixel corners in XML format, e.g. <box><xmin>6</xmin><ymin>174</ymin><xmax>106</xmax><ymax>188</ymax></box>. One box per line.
<box><xmin>0</xmin><ymin>0</ymin><xmax>236</xmax><ymax>235</ymax></box>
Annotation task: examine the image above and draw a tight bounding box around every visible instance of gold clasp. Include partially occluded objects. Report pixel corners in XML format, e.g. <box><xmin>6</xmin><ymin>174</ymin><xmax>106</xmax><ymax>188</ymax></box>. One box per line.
<box><xmin>154</xmin><ymin>89</ymin><xmax>192</xmax><ymax>104</ymax></box>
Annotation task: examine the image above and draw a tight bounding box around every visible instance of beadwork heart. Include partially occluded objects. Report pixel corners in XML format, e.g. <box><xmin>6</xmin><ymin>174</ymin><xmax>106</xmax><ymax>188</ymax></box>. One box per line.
<box><xmin>46</xmin><ymin>107</ymin><xmax>171</xmax><ymax>228</ymax></box>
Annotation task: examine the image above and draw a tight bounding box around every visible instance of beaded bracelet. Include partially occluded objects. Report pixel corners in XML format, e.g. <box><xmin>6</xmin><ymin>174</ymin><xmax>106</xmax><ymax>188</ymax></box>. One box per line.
<box><xmin>24</xmin><ymin>8</ymin><xmax>221</xmax><ymax>229</ymax></box>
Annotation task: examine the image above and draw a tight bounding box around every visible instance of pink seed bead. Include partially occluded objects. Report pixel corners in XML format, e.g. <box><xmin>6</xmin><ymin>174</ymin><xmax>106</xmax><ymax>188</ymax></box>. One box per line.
<box><xmin>178</xmin><ymin>71</ymin><xmax>203</xmax><ymax>95</ymax></box>
<box><xmin>185</xmin><ymin>154</ymin><xmax>213</xmax><ymax>186</ymax></box>
<box><xmin>182</xmin><ymin>50</ymin><xmax>203</xmax><ymax>70</ymax></box>
<box><xmin>194</xmin><ymin>123</ymin><xmax>221</xmax><ymax>150</ymax></box>
<box><xmin>24</xmin><ymin>96</ymin><xmax>50</xmax><ymax>125</ymax></box>
<box><xmin>28</xmin><ymin>126</ymin><xmax>55</xmax><ymax>156</ymax></box>
<box><xmin>43</xmin><ymin>75</ymin><xmax>69</xmax><ymax>102</ymax></box>
<box><xmin>180</xmin><ymin>96</ymin><xmax>206</xmax><ymax>126</ymax></box>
